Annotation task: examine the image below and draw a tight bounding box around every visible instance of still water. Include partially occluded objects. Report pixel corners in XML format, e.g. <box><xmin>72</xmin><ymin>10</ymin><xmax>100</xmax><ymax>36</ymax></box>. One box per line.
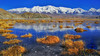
<box><xmin>0</xmin><ymin>21</ymin><xmax>100</xmax><ymax>56</ymax></box>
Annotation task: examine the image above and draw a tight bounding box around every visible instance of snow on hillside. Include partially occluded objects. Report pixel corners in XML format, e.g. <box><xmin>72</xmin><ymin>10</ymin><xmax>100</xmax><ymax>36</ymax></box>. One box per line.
<box><xmin>7</xmin><ymin>5</ymin><xmax>100</xmax><ymax>15</ymax></box>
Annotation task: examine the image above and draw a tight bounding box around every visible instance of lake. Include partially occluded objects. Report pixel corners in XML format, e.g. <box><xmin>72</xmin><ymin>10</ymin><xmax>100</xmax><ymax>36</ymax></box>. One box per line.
<box><xmin>0</xmin><ymin>21</ymin><xmax>100</xmax><ymax>56</ymax></box>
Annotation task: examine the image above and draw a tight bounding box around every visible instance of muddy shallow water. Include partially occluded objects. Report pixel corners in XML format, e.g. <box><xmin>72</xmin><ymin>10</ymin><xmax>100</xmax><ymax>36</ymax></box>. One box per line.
<box><xmin>0</xmin><ymin>21</ymin><xmax>100</xmax><ymax>56</ymax></box>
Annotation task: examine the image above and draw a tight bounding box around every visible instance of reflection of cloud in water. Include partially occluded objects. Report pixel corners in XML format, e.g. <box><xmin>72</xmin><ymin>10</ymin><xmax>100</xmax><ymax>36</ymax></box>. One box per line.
<box><xmin>96</xmin><ymin>26</ymin><xmax>100</xmax><ymax>30</ymax></box>
<box><xmin>14</xmin><ymin>23</ymin><xmax>100</xmax><ymax>32</ymax></box>
<box><xmin>89</xmin><ymin>26</ymin><xmax>100</xmax><ymax>31</ymax></box>
<box><xmin>14</xmin><ymin>24</ymin><xmax>32</xmax><ymax>30</ymax></box>
<box><xmin>76</xmin><ymin>25</ymin><xmax>86</xmax><ymax>28</ymax></box>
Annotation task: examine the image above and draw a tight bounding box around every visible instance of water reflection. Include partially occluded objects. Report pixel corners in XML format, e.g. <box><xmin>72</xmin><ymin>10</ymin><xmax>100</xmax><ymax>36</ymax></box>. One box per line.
<box><xmin>1</xmin><ymin>22</ymin><xmax>100</xmax><ymax>56</ymax></box>
<box><xmin>14</xmin><ymin>23</ymin><xmax>100</xmax><ymax>32</ymax></box>
<box><xmin>12</xmin><ymin>23</ymin><xmax>100</xmax><ymax>50</ymax></box>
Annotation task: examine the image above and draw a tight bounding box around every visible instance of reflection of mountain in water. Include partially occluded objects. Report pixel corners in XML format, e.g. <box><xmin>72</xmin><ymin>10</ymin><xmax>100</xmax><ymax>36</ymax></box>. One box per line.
<box><xmin>9</xmin><ymin>23</ymin><xmax>100</xmax><ymax>50</ymax></box>
<box><xmin>14</xmin><ymin>23</ymin><xmax>100</xmax><ymax>32</ymax></box>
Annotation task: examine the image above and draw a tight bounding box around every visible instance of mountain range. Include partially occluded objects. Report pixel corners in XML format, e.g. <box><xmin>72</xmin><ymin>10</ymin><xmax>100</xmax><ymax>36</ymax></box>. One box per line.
<box><xmin>8</xmin><ymin>5</ymin><xmax>100</xmax><ymax>15</ymax></box>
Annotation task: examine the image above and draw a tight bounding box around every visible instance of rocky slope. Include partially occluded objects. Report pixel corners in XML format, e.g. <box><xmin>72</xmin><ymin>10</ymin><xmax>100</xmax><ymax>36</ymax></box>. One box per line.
<box><xmin>0</xmin><ymin>8</ymin><xmax>24</xmax><ymax>19</ymax></box>
<box><xmin>0</xmin><ymin>8</ymin><xmax>51</xmax><ymax>19</ymax></box>
<box><xmin>20</xmin><ymin>12</ymin><xmax>51</xmax><ymax>18</ymax></box>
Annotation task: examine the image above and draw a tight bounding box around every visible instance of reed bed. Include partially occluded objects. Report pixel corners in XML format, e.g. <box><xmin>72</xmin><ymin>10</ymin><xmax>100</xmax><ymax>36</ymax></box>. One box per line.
<box><xmin>64</xmin><ymin>34</ymin><xmax>81</xmax><ymax>39</ymax></box>
<box><xmin>86</xmin><ymin>26</ymin><xmax>91</xmax><ymax>28</ymax></box>
<box><xmin>36</xmin><ymin>36</ymin><xmax>60</xmax><ymax>45</ymax></box>
<box><xmin>2</xmin><ymin>33</ymin><xmax>18</xmax><ymax>39</ymax></box>
<box><xmin>0</xmin><ymin>45</ymin><xmax>26</xmax><ymax>56</ymax></box>
<box><xmin>3</xmin><ymin>39</ymin><xmax>22</xmax><ymax>44</ymax></box>
<box><xmin>21</xmin><ymin>33</ymin><xmax>32</xmax><ymax>38</ymax></box>
<box><xmin>75</xmin><ymin>28</ymin><xmax>87</xmax><ymax>32</ymax></box>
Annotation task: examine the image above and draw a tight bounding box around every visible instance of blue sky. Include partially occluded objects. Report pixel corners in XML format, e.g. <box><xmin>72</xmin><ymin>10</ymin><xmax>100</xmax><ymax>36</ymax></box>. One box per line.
<box><xmin>0</xmin><ymin>0</ymin><xmax>100</xmax><ymax>10</ymax></box>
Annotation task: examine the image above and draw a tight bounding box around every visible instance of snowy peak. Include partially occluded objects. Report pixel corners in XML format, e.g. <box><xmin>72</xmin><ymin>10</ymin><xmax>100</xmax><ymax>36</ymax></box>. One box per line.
<box><xmin>31</xmin><ymin>5</ymin><xmax>86</xmax><ymax>14</ymax></box>
<box><xmin>7</xmin><ymin>5</ymin><xmax>100</xmax><ymax>15</ymax></box>
<box><xmin>97</xmin><ymin>9</ymin><xmax>100</xmax><ymax>12</ymax></box>
<box><xmin>89</xmin><ymin>8</ymin><xmax>97</xmax><ymax>12</ymax></box>
<box><xmin>31</xmin><ymin>5</ymin><xmax>59</xmax><ymax>14</ymax></box>
<box><xmin>8</xmin><ymin>7</ymin><xmax>31</xmax><ymax>14</ymax></box>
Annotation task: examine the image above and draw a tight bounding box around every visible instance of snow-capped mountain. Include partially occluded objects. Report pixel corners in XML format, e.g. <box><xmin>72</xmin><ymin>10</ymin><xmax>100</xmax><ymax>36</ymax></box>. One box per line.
<box><xmin>7</xmin><ymin>5</ymin><xmax>100</xmax><ymax>15</ymax></box>
<box><xmin>89</xmin><ymin>8</ymin><xmax>97</xmax><ymax>12</ymax></box>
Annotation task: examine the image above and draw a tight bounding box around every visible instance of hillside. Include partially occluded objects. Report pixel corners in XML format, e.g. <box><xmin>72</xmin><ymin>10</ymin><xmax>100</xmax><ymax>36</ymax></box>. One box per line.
<box><xmin>0</xmin><ymin>8</ymin><xmax>23</xmax><ymax>19</ymax></box>
<box><xmin>0</xmin><ymin>8</ymin><xmax>51</xmax><ymax>19</ymax></box>
<box><xmin>48</xmin><ymin>14</ymin><xmax>100</xmax><ymax>19</ymax></box>
<box><xmin>20</xmin><ymin>12</ymin><xmax>51</xmax><ymax>18</ymax></box>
